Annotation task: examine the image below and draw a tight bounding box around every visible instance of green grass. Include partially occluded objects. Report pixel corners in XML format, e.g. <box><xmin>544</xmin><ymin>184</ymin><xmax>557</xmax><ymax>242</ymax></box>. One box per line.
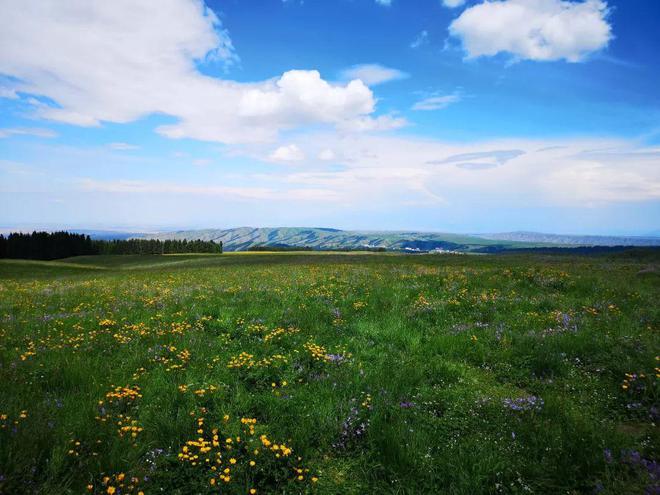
<box><xmin>0</xmin><ymin>252</ymin><xmax>658</xmax><ymax>494</ymax></box>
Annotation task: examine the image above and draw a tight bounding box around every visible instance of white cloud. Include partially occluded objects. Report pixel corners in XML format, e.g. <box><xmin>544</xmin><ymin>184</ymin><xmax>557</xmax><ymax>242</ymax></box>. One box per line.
<box><xmin>247</xmin><ymin>134</ymin><xmax>660</xmax><ymax>208</ymax></box>
<box><xmin>269</xmin><ymin>144</ymin><xmax>305</xmax><ymax>162</ymax></box>
<box><xmin>108</xmin><ymin>142</ymin><xmax>139</xmax><ymax>151</ymax></box>
<box><xmin>375</xmin><ymin>0</ymin><xmax>392</xmax><ymax>5</ymax></box>
<box><xmin>234</xmin><ymin>70</ymin><xmax>374</xmax><ymax>128</ymax></box>
<box><xmin>338</xmin><ymin>115</ymin><xmax>408</xmax><ymax>132</ymax></box>
<box><xmin>410</xmin><ymin>30</ymin><xmax>429</xmax><ymax>49</ymax></box>
<box><xmin>412</xmin><ymin>93</ymin><xmax>462</xmax><ymax>111</ymax></box>
<box><xmin>0</xmin><ymin>127</ymin><xmax>57</xmax><ymax>138</ymax></box>
<box><xmin>0</xmin><ymin>1</ymin><xmax>383</xmax><ymax>144</ymax></box>
<box><xmin>450</xmin><ymin>0</ymin><xmax>612</xmax><ymax>62</ymax></box>
<box><xmin>340</xmin><ymin>64</ymin><xmax>408</xmax><ymax>86</ymax></box>
<box><xmin>318</xmin><ymin>149</ymin><xmax>336</xmax><ymax>161</ymax></box>
<box><xmin>442</xmin><ymin>0</ymin><xmax>466</xmax><ymax>7</ymax></box>
<box><xmin>77</xmin><ymin>178</ymin><xmax>338</xmax><ymax>202</ymax></box>
<box><xmin>0</xmin><ymin>87</ymin><xmax>18</xmax><ymax>99</ymax></box>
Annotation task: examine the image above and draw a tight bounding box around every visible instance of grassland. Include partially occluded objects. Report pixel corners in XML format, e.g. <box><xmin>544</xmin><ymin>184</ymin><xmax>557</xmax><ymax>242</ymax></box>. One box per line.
<box><xmin>0</xmin><ymin>251</ymin><xmax>658</xmax><ymax>494</ymax></box>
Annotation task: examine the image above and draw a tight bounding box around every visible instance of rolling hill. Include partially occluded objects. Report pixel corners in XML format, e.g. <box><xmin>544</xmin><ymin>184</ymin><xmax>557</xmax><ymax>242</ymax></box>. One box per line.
<box><xmin>138</xmin><ymin>227</ymin><xmax>660</xmax><ymax>252</ymax></box>
<box><xmin>138</xmin><ymin>227</ymin><xmax>557</xmax><ymax>252</ymax></box>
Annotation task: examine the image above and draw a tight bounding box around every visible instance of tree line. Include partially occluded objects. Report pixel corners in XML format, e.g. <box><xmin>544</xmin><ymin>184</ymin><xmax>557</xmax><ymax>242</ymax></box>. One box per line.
<box><xmin>0</xmin><ymin>231</ymin><xmax>222</xmax><ymax>260</ymax></box>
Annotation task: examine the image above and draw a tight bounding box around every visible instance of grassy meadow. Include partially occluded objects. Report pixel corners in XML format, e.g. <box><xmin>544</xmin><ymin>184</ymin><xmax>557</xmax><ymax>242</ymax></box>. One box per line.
<box><xmin>0</xmin><ymin>251</ymin><xmax>658</xmax><ymax>494</ymax></box>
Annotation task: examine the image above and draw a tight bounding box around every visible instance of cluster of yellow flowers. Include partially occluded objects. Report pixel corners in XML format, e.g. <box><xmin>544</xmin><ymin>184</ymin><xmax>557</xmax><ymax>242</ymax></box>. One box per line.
<box><xmin>169</xmin><ymin>320</ymin><xmax>193</xmax><ymax>335</ymax></box>
<box><xmin>178</xmin><ymin>383</ymin><xmax>220</xmax><ymax>396</ymax></box>
<box><xmin>142</xmin><ymin>296</ymin><xmax>158</xmax><ymax>307</ymax></box>
<box><xmin>227</xmin><ymin>351</ymin><xmax>255</xmax><ymax>368</ymax></box>
<box><xmin>263</xmin><ymin>325</ymin><xmax>300</xmax><ymax>342</ymax></box>
<box><xmin>152</xmin><ymin>345</ymin><xmax>191</xmax><ymax>372</ymax></box>
<box><xmin>303</xmin><ymin>341</ymin><xmax>330</xmax><ymax>362</ymax></box>
<box><xmin>241</xmin><ymin>417</ymin><xmax>257</xmax><ymax>435</ymax></box>
<box><xmin>111</xmin><ymin>322</ymin><xmax>151</xmax><ymax>345</ymax></box>
<box><xmin>88</xmin><ymin>472</ymin><xmax>144</xmax><ymax>495</ymax></box>
<box><xmin>412</xmin><ymin>294</ymin><xmax>432</xmax><ymax>311</ymax></box>
<box><xmin>360</xmin><ymin>393</ymin><xmax>373</xmax><ymax>409</ymax></box>
<box><xmin>19</xmin><ymin>340</ymin><xmax>37</xmax><ymax>361</ymax></box>
<box><xmin>477</xmin><ymin>290</ymin><xmax>499</xmax><ymax>303</ymax></box>
<box><xmin>259</xmin><ymin>433</ymin><xmax>293</xmax><ymax>457</ymax></box>
<box><xmin>176</xmin><ymin>413</ymin><xmax>318</xmax><ymax>491</ymax></box>
<box><xmin>227</xmin><ymin>351</ymin><xmax>289</xmax><ymax>369</ymax></box>
<box><xmin>621</xmin><ymin>372</ymin><xmax>648</xmax><ymax>390</ymax></box>
<box><xmin>193</xmin><ymin>385</ymin><xmax>218</xmax><ymax>397</ymax></box>
<box><xmin>104</xmin><ymin>385</ymin><xmax>142</xmax><ymax>403</ymax></box>
<box><xmin>95</xmin><ymin>385</ymin><xmax>143</xmax><ymax>446</ymax></box>
<box><xmin>117</xmin><ymin>417</ymin><xmax>143</xmax><ymax>442</ymax></box>
<box><xmin>246</xmin><ymin>321</ymin><xmax>268</xmax><ymax>334</ymax></box>
<box><xmin>0</xmin><ymin>410</ymin><xmax>27</xmax><ymax>429</ymax></box>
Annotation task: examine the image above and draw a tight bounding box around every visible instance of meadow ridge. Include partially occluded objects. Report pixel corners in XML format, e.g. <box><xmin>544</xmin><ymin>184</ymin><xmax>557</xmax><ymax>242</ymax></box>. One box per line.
<box><xmin>0</xmin><ymin>251</ymin><xmax>658</xmax><ymax>494</ymax></box>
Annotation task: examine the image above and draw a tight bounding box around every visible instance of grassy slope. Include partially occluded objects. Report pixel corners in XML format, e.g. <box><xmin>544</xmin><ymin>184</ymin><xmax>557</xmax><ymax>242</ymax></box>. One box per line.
<box><xmin>0</xmin><ymin>252</ymin><xmax>658</xmax><ymax>494</ymax></box>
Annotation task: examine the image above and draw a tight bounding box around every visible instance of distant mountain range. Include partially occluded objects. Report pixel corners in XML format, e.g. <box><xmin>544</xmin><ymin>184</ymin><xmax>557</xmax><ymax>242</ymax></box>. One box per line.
<box><xmin>474</xmin><ymin>231</ymin><xmax>660</xmax><ymax>247</ymax></box>
<box><xmin>138</xmin><ymin>227</ymin><xmax>660</xmax><ymax>252</ymax></box>
<box><xmin>71</xmin><ymin>229</ymin><xmax>144</xmax><ymax>241</ymax></box>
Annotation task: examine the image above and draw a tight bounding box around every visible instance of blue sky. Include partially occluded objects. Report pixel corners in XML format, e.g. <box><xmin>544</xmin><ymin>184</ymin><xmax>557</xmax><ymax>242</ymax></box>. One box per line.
<box><xmin>0</xmin><ymin>0</ymin><xmax>659</xmax><ymax>235</ymax></box>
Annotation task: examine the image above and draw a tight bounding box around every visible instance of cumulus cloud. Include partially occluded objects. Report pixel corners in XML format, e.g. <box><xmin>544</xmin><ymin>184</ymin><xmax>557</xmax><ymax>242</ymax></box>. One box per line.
<box><xmin>0</xmin><ymin>1</ymin><xmax>383</xmax><ymax>144</ymax></box>
<box><xmin>269</xmin><ymin>144</ymin><xmax>305</xmax><ymax>162</ymax></box>
<box><xmin>412</xmin><ymin>93</ymin><xmax>462</xmax><ymax>111</ymax></box>
<box><xmin>340</xmin><ymin>64</ymin><xmax>409</xmax><ymax>86</ymax></box>
<box><xmin>450</xmin><ymin>0</ymin><xmax>612</xmax><ymax>62</ymax></box>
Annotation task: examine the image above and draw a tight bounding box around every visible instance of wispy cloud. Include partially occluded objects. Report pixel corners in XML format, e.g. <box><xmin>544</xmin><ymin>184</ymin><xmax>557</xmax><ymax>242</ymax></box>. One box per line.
<box><xmin>442</xmin><ymin>0</ymin><xmax>465</xmax><ymax>8</ymax></box>
<box><xmin>0</xmin><ymin>87</ymin><xmax>18</xmax><ymax>99</ymax></box>
<box><xmin>430</xmin><ymin>150</ymin><xmax>525</xmax><ymax>165</ymax></box>
<box><xmin>340</xmin><ymin>64</ymin><xmax>409</xmax><ymax>86</ymax></box>
<box><xmin>410</xmin><ymin>30</ymin><xmax>429</xmax><ymax>49</ymax></box>
<box><xmin>412</xmin><ymin>93</ymin><xmax>462</xmax><ymax>111</ymax></box>
<box><xmin>246</xmin><ymin>133</ymin><xmax>660</xmax><ymax>207</ymax></box>
<box><xmin>77</xmin><ymin>178</ymin><xmax>339</xmax><ymax>202</ymax></box>
<box><xmin>108</xmin><ymin>142</ymin><xmax>139</xmax><ymax>151</ymax></box>
<box><xmin>0</xmin><ymin>127</ymin><xmax>57</xmax><ymax>139</ymax></box>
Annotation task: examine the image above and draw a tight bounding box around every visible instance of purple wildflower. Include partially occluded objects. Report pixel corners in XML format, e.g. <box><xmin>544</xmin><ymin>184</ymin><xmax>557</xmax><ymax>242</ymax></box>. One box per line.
<box><xmin>327</xmin><ymin>354</ymin><xmax>345</xmax><ymax>364</ymax></box>
<box><xmin>503</xmin><ymin>395</ymin><xmax>544</xmax><ymax>412</ymax></box>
